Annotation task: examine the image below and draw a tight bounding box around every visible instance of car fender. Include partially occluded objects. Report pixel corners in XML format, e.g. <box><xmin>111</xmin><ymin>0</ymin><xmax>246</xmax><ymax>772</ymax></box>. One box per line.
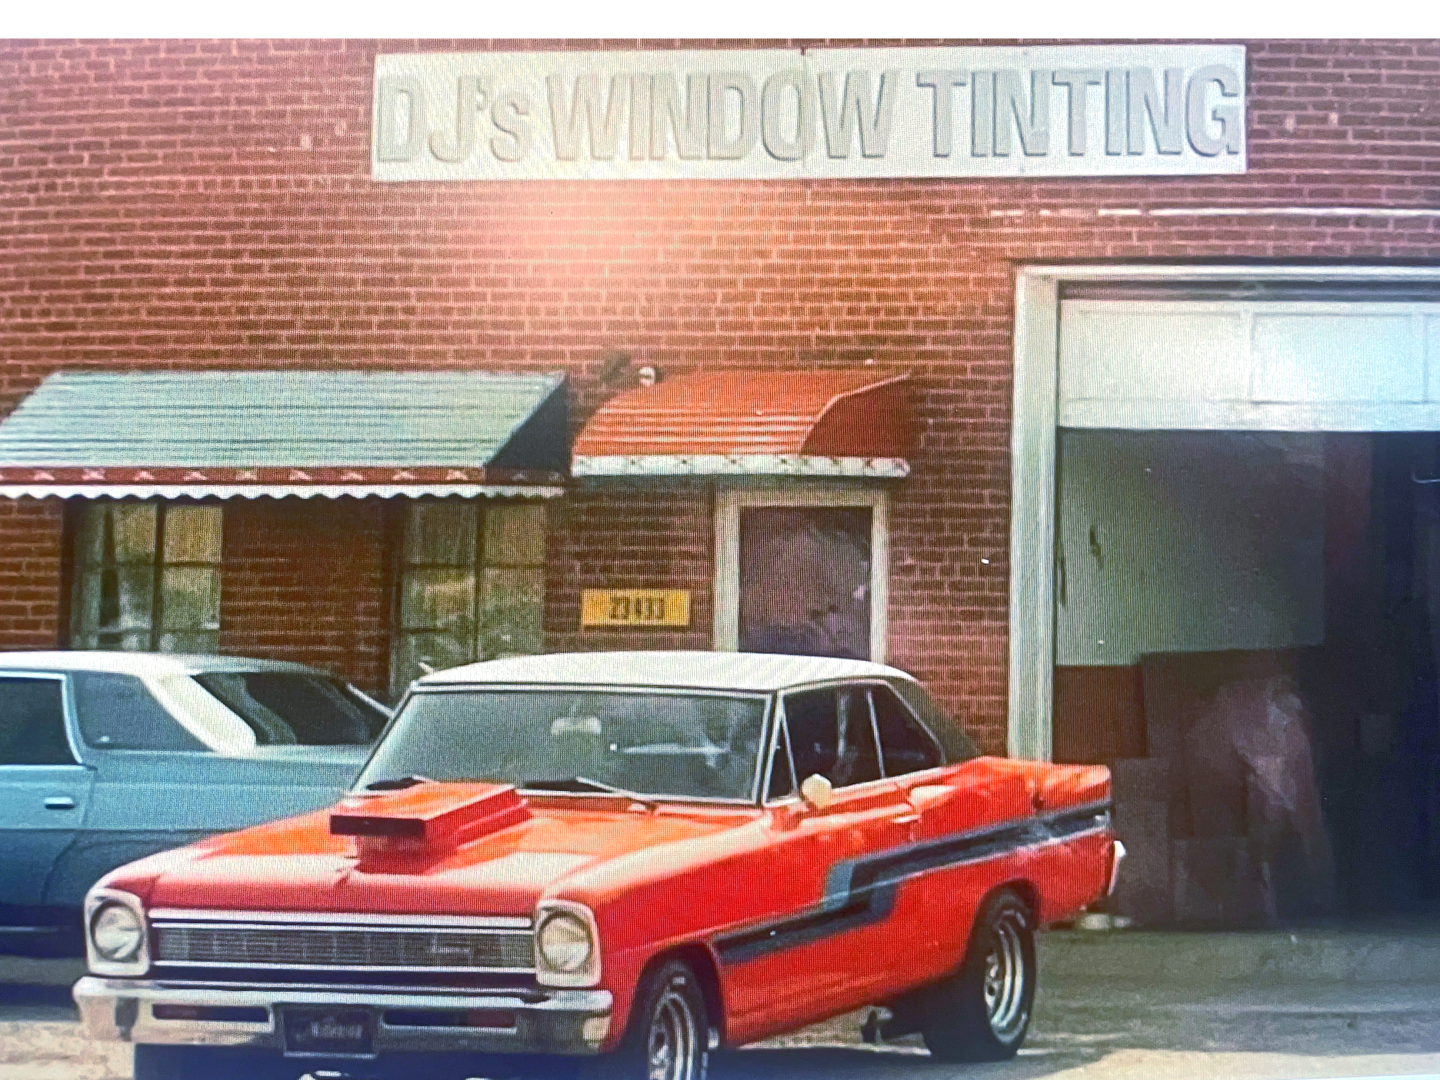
<box><xmin>43</xmin><ymin>831</ymin><xmax>214</xmax><ymax>909</ymax></box>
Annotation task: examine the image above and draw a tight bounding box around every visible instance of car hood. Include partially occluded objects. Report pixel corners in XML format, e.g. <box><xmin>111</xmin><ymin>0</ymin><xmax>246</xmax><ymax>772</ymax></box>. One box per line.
<box><xmin>227</xmin><ymin>743</ymin><xmax>373</xmax><ymax>767</ymax></box>
<box><xmin>130</xmin><ymin>783</ymin><xmax>761</xmax><ymax>918</ymax></box>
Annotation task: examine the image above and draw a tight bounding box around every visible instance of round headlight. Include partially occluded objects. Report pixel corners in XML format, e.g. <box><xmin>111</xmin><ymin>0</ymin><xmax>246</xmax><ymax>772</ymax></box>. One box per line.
<box><xmin>91</xmin><ymin>902</ymin><xmax>144</xmax><ymax>963</ymax></box>
<box><xmin>537</xmin><ymin>912</ymin><xmax>593</xmax><ymax>973</ymax></box>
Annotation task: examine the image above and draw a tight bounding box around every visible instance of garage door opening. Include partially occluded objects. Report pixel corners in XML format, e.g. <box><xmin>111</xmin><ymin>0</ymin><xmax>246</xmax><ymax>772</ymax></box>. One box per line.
<box><xmin>1054</xmin><ymin>429</ymin><xmax>1440</xmax><ymax>925</ymax></box>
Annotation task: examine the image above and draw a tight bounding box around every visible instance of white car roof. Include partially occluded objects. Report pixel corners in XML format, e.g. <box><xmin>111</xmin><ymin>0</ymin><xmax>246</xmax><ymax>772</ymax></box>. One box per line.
<box><xmin>0</xmin><ymin>651</ymin><xmax>329</xmax><ymax>677</ymax></box>
<box><xmin>418</xmin><ymin>651</ymin><xmax>916</xmax><ymax>693</ymax></box>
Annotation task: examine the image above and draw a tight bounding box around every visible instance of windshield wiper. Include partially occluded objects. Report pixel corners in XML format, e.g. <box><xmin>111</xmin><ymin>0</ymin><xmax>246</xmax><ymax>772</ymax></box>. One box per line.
<box><xmin>363</xmin><ymin>774</ymin><xmax>434</xmax><ymax>791</ymax></box>
<box><xmin>523</xmin><ymin>775</ymin><xmax>657</xmax><ymax>809</ymax></box>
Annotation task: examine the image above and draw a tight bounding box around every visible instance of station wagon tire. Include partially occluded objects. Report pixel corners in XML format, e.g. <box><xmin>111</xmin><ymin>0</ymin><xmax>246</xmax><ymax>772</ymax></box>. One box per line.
<box><xmin>920</xmin><ymin>888</ymin><xmax>1036</xmax><ymax>1062</ymax></box>
<box><xmin>132</xmin><ymin>1044</ymin><xmax>291</xmax><ymax>1080</ymax></box>
<box><xmin>599</xmin><ymin>958</ymin><xmax>709</xmax><ymax>1080</ymax></box>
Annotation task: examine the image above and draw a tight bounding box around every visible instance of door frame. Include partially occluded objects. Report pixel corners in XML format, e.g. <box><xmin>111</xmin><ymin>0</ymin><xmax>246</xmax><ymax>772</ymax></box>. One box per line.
<box><xmin>714</xmin><ymin>484</ymin><xmax>890</xmax><ymax>662</ymax></box>
<box><xmin>1010</xmin><ymin>263</ymin><xmax>1440</xmax><ymax>762</ymax></box>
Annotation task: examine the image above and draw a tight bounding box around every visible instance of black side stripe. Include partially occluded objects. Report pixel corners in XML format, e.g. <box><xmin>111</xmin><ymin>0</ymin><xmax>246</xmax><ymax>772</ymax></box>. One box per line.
<box><xmin>714</xmin><ymin>801</ymin><xmax>1112</xmax><ymax>965</ymax></box>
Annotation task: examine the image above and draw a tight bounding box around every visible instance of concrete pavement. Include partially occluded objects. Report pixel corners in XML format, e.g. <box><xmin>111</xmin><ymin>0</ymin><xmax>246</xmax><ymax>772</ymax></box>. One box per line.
<box><xmin>0</xmin><ymin>928</ymin><xmax>1437</xmax><ymax>1079</ymax></box>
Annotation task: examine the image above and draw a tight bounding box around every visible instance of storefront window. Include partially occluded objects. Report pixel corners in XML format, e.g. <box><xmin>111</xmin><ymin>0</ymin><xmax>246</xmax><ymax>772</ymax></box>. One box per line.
<box><xmin>739</xmin><ymin>507</ymin><xmax>872</xmax><ymax>659</ymax></box>
<box><xmin>70</xmin><ymin>502</ymin><xmax>223</xmax><ymax>653</ymax></box>
<box><xmin>715</xmin><ymin>486</ymin><xmax>889</xmax><ymax>662</ymax></box>
<box><xmin>391</xmin><ymin>501</ymin><xmax>546</xmax><ymax>697</ymax></box>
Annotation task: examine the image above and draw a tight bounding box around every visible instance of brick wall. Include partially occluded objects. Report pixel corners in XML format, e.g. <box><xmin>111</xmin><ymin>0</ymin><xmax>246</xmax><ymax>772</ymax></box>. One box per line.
<box><xmin>218</xmin><ymin>498</ymin><xmax>392</xmax><ymax>695</ymax></box>
<box><xmin>4</xmin><ymin>39</ymin><xmax>1440</xmax><ymax>751</ymax></box>
<box><xmin>547</xmin><ymin>486</ymin><xmax>714</xmax><ymax>653</ymax></box>
<box><xmin>0</xmin><ymin>499</ymin><xmax>62</xmax><ymax>649</ymax></box>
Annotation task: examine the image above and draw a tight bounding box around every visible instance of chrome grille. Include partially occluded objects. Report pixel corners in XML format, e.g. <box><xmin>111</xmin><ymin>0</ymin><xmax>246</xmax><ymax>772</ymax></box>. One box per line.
<box><xmin>152</xmin><ymin>918</ymin><xmax>534</xmax><ymax>973</ymax></box>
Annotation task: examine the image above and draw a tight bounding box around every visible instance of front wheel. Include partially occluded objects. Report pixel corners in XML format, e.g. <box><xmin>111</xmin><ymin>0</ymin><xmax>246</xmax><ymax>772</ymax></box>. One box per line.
<box><xmin>599</xmin><ymin>958</ymin><xmax>709</xmax><ymax>1080</ymax></box>
<box><xmin>920</xmin><ymin>888</ymin><xmax>1036</xmax><ymax>1062</ymax></box>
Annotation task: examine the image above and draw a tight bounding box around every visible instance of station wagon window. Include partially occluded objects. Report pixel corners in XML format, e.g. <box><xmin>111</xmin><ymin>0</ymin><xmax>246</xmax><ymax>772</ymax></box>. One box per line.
<box><xmin>390</xmin><ymin>501</ymin><xmax>546</xmax><ymax>698</ymax></box>
<box><xmin>194</xmin><ymin>671</ymin><xmax>386</xmax><ymax>746</ymax></box>
<box><xmin>870</xmin><ymin>684</ymin><xmax>943</xmax><ymax>776</ymax></box>
<box><xmin>70</xmin><ymin>502</ymin><xmax>223</xmax><ymax>653</ymax></box>
<box><xmin>0</xmin><ymin>677</ymin><xmax>75</xmax><ymax>765</ymax></box>
<box><xmin>783</xmin><ymin>687</ymin><xmax>882</xmax><ymax>788</ymax></box>
<box><xmin>72</xmin><ymin>672</ymin><xmax>207</xmax><ymax>752</ymax></box>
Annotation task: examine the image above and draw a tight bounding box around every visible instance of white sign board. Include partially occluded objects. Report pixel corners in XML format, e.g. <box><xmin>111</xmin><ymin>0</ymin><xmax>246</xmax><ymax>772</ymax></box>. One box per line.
<box><xmin>372</xmin><ymin>45</ymin><xmax>1246</xmax><ymax>182</ymax></box>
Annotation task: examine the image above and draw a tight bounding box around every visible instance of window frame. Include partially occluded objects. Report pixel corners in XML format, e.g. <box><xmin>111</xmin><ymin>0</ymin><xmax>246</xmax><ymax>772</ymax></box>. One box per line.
<box><xmin>389</xmin><ymin>499</ymin><xmax>548</xmax><ymax>700</ymax></box>
<box><xmin>770</xmin><ymin>681</ymin><xmax>890</xmax><ymax>796</ymax></box>
<box><xmin>762</xmin><ymin>702</ymin><xmax>798</xmax><ymax>802</ymax></box>
<box><xmin>190</xmin><ymin>670</ymin><xmax>390</xmax><ymax>749</ymax></box>
<box><xmin>68</xmin><ymin>498</ymin><xmax>223</xmax><ymax>653</ymax></box>
<box><xmin>887</xmin><ymin>676</ymin><xmax>982</xmax><ymax>765</ymax></box>
<box><xmin>363</xmin><ymin>682</ymin><xmax>774</xmax><ymax>805</ymax></box>
<box><xmin>0</xmin><ymin>671</ymin><xmax>84</xmax><ymax>767</ymax></box>
<box><xmin>71</xmin><ymin>670</ymin><xmax>210</xmax><ymax>753</ymax></box>
<box><xmin>760</xmin><ymin>678</ymin><xmax>949</xmax><ymax>803</ymax></box>
<box><xmin>714</xmin><ymin>484</ymin><xmax>890</xmax><ymax>662</ymax></box>
<box><xmin>866</xmin><ymin>681</ymin><xmax>946</xmax><ymax>777</ymax></box>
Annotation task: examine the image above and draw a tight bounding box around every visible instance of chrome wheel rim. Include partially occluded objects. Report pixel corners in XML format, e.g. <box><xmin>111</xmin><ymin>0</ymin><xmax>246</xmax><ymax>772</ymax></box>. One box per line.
<box><xmin>981</xmin><ymin>911</ymin><xmax>1029</xmax><ymax>1039</ymax></box>
<box><xmin>646</xmin><ymin>984</ymin><xmax>698</xmax><ymax>1080</ymax></box>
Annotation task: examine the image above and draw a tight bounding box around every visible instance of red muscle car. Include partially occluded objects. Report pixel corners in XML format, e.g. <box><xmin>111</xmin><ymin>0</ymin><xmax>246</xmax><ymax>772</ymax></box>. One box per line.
<box><xmin>73</xmin><ymin>652</ymin><xmax>1122</xmax><ymax>1080</ymax></box>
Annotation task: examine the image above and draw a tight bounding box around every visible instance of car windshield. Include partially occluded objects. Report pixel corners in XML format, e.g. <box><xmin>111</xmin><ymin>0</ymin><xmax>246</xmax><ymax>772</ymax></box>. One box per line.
<box><xmin>194</xmin><ymin>672</ymin><xmax>389</xmax><ymax>746</ymax></box>
<box><xmin>357</xmin><ymin>689</ymin><xmax>769</xmax><ymax>801</ymax></box>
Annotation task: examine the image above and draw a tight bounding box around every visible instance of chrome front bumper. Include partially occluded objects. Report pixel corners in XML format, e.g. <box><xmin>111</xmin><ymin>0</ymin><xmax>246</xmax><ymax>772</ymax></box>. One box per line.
<box><xmin>1107</xmin><ymin>839</ymin><xmax>1127</xmax><ymax>896</ymax></box>
<box><xmin>73</xmin><ymin>976</ymin><xmax>613</xmax><ymax>1057</ymax></box>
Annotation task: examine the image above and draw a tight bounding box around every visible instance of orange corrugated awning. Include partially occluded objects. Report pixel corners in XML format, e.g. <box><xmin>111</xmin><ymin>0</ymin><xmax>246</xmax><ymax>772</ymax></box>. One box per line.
<box><xmin>572</xmin><ymin>369</ymin><xmax>913</xmax><ymax>478</ymax></box>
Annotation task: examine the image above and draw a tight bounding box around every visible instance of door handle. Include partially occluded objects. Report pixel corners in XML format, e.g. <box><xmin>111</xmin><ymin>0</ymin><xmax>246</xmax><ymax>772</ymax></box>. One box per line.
<box><xmin>893</xmin><ymin>813</ymin><xmax>920</xmax><ymax>826</ymax></box>
<box><xmin>43</xmin><ymin>796</ymin><xmax>76</xmax><ymax>811</ymax></box>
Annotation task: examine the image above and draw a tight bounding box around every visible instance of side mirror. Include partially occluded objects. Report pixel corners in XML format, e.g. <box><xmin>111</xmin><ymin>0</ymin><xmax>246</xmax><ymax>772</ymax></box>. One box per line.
<box><xmin>799</xmin><ymin>773</ymin><xmax>835</xmax><ymax>811</ymax></box>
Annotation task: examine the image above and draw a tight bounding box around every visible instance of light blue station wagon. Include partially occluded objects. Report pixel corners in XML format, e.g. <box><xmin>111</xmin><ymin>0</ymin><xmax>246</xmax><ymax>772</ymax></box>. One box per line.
<box><xmin>0</xmin><ymin>651</ymin><xmax>389</xmax><ymax>952</ymax></box>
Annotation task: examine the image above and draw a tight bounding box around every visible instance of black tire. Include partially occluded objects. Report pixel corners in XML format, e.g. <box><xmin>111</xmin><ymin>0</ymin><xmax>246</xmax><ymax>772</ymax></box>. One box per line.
<box><xmin>600</xmin><ymin>958</ymin><xmax>709</xmax><ymax>1080</ymax></box>
<box><xmin>132</xmin><ymin>1044</ymin><xmax>294</xmax><ymax>1080</ymax></box>
<box><xmin>920</xmin><ymin>888</ymin><xmax>1036</xmax><ymax>1063</ymax></box>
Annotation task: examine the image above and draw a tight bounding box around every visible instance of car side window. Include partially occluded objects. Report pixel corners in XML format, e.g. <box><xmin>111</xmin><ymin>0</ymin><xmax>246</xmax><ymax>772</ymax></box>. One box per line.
<box><xmin>765</xmin><ymin>718</ymin><xmax>796</xmax><ymax>800</ymax></box>
<box><xmin>870</xmin><ymin>685</ymin><xmax>943</xmax><ymax>776</ymax></box>
<box><xmin>783</xmin><ymin>687</ymin><xmax>881</xmax><ymax>789</ymax></box>
<box><xmin>0</xmin><ymin>677</ymin><xmax>76</xmax><ymax>765</ymax></box>
<box><xmin>72</xmin><ymin>672</ymin><xmax>208</xmax><ymax>752</ymax></box>
<box><xmin>193</xmin><ymin>673</ymin><xmax>384</xmax><ymax>746</ymax></box>
<box><xmin>888</xmin><ymin>678</ymin><xmax>981</xmax><ymax>764</ymax></box>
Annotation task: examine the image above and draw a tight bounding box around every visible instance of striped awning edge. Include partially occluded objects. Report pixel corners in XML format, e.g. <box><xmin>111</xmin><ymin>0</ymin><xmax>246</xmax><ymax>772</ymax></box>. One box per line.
<box><xmin>573</xmin><ymin>369</ymin><xmax>912</xmax><ymax>477</ymax></box>
<box><xmin>0</xmin><ymin>371</ymin><xmax>569</xmax><ymax>499</ymax></box>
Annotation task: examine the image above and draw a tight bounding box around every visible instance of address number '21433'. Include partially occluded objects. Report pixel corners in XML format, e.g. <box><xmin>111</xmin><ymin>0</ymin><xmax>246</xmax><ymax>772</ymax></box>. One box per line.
<box><xmin>580</xmin><ymin>589</ymin><xmax>692</xmax><ymax>628</ymax></box>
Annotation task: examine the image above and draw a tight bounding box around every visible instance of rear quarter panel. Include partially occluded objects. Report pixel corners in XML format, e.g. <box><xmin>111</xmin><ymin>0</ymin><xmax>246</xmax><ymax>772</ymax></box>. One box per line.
<box><xmin>563</xmin><ymin>760</ymin><xmax>1112</xmax><ymax>1050</ymax></box>
<box><xmin>570</xmin><ymin>760</ymin><xmax>1114</xmax><ymax>1049</ymax></box>
<box><xmin>920</xmin><ymin>759</ymin><xmax>1113</xmax><ymax>932</ymax></box>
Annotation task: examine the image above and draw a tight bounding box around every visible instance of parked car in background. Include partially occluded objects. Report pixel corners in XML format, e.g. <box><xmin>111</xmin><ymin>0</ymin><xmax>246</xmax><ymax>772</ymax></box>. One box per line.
<box><xmin>74</xmin><ymin>651</ymin><xmax>1120</xmax><ymax>1080</ymax></box>
<box><xmin>0</xmin><ymin>652</ymin><xmax>389</xmax><ymax>952</ymax></box>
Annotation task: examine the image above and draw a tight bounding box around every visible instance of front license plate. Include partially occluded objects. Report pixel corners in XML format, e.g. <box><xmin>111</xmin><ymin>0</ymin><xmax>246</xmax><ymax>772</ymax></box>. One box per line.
<box><xmin>281</xmin><ymin>1007</ymin><xmax>375</xmax><ymax>1057</ymax></box>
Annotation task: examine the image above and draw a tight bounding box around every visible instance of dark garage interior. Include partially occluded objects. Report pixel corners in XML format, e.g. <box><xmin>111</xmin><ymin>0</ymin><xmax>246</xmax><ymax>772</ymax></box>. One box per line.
<box><xmin>1055</xmin><ymin>430</ymin><xmax>1440</xmax><ymax>926</ymax></box>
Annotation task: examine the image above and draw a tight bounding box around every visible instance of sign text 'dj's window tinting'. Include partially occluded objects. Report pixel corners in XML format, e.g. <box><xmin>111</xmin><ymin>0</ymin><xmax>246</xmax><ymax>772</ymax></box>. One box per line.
<box><xmin>372</xmin><ymin>45</ymin><xmax>1247</xmax><ymax>182</ymax></box>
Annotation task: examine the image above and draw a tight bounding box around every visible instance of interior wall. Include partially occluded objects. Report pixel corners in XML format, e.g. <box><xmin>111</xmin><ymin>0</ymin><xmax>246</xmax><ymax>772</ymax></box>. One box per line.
<box><xmin>1055</xmin><ymin>430</ymin><xmax>1327</xmax><ymax>668</ymax></box>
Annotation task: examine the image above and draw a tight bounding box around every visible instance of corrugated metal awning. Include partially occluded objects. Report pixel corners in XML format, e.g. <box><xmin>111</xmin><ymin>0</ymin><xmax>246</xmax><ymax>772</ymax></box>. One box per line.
<box><xmin>572</xmin><ymin>369</ymin><xmax>912</xmax><ymax>478</ymax></box>
<box><xmin>0</xmin><ymin>371</ymin><xmax>569</xmax><ymax>499</ymax></box>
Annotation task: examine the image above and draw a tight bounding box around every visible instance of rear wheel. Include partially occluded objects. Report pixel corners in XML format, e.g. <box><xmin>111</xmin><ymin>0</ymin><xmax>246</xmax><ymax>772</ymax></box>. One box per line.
<box><xmin>599</xmin><ymin>958</ymin><xmax>709</xmax><ymax>1080</ymax></box>
<box><xmin>920</xmin><ymin>888</ymin><xmax>1036</xmax><ymax>1062</ymax></box>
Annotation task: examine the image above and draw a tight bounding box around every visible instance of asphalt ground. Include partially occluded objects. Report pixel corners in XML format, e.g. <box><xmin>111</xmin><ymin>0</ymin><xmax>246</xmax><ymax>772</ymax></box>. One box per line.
<box><xmin>2</xmin><ymin>931</ymin><xmax>1439</xmax><ymax>1080</ymax></box>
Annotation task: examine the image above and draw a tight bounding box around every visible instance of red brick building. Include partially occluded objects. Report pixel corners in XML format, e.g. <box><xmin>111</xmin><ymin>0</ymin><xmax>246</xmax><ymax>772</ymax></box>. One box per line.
<box><xmin>4</xmin><ymin>38</ymin><xmax>1440</xmax><ymax>921</ymax></box>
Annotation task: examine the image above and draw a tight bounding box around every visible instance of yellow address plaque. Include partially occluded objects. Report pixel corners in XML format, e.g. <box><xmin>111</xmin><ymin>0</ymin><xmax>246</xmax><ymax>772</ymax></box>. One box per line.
<box><xmin>580</xmin><ymin>589</ymin><xmax>691</xmax><ymax>628</ymax></box>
